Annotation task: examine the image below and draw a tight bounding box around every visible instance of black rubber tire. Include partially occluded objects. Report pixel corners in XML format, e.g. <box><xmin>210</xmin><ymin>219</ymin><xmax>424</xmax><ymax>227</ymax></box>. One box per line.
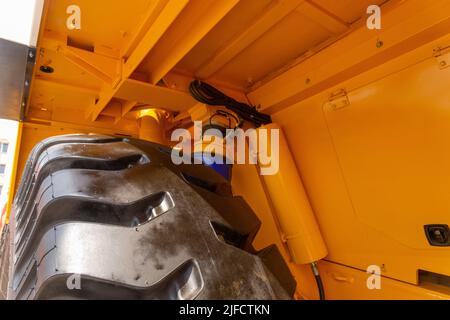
<box><xmin>8</xmin><ymin>134</ymin><xmax>295</xmax><ymax>300</ymax></box>
<box><xmin>0</xmin><ymin>225</ymin><xmax>9</xmax><ymax>299</ymax></box>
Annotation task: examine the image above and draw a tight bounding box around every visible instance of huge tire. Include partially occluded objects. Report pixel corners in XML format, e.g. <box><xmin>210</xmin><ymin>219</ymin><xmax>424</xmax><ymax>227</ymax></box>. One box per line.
<box><xmin>8</xmin><ymin>134</ymin><xmax>295</xmax><ymax>300</ymax></box>
<box><xmin>0</xmin><ymin>225</ymin><xmax>9</xmax><ymax>299</ymax></box>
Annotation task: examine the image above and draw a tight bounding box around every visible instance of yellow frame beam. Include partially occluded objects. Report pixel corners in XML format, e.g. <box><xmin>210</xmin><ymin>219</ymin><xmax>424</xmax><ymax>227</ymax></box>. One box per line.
<box><xmin>40</xmin><ymin>33</ymin><xmax>122</xmax><ymax>86</ymax></box>
<box><xmin>120</xmin><ymin>0</ymin><xmax>170</xmax><ymax>59</ymax></box>
<box><xmin>121</xmin><ymin>100</ymin><xmax>138</xmax><ymax>117</ymax></box>
<box><xmin>86</xmin><ymin>0</ymin><xmax>189</xmax><ymax>121</ymax></box>
<box><xmin>142</xmin><ymin>0</ymin><xmax>240</xmax><ymax>84</ymax></box>
<box><xmin>115</xmin><ymin>79</ymin><xmax>197</xmax><ymax>112</ymax></box>
<box><xmin>88</xmin><ymin>0</ymin><xmax>241</xmax><ymax>122</ymax></box>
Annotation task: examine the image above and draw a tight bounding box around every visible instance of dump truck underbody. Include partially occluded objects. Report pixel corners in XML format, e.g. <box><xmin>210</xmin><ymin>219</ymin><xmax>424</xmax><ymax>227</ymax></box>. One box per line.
<box><xmin>0</xmin><ymin>0</ymin><xmax>449</xmax><ymax>299</ymax></box>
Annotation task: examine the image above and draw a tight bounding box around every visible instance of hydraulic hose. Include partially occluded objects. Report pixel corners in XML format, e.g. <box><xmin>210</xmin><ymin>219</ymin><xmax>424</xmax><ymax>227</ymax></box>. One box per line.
<box><xmin>311</xmin><ymin>261</ymin><xmax>325</xmax><ymax>300</ymax></box>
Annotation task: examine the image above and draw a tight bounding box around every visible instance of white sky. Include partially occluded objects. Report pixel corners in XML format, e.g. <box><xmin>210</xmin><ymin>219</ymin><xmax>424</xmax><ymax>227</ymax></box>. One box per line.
<box><xmin>0</xmin><ymin>0</ymin><xmax>44</xmax><ymax>46</ymax></box>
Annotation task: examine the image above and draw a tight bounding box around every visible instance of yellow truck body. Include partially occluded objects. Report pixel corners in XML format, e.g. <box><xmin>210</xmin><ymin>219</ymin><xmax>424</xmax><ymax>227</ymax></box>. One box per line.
<box><xmin>1</xmin><ymin>0</ymin><xmax>450</xmax><ymax>299</ymax></box>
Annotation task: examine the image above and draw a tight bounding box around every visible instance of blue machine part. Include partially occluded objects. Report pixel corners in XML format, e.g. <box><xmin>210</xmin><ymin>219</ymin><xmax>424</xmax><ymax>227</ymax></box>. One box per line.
<box><xmin>193</xmin><ymin>153</ymin><xmax>232</xmax><ymax>181</ymax></box>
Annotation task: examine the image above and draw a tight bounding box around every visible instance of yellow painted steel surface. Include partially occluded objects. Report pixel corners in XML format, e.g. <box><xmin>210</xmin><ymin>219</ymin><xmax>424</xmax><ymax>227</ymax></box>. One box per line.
<box><xmin>4</xmin><ymin>123</ymin><xmax>22</xmax><ymax>225</ymax></box>
<box><xmin>137</xmin><ymin>109</ymin><xmax>167</xmax><ymax>145</ymax></box>
<box><xmin>5</xmin><ymin>0</ymin><xmax>450</xmax><ymax>299</ymax></box>
<box><xmin>271</xmin><ymin>36</ymin><xmax>450</xmax><ymax>286</ymax></box>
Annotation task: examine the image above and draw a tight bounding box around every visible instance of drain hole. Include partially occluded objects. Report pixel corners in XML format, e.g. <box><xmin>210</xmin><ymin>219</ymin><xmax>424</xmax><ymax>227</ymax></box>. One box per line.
<box><xmin>210</xmin><ymin>221</ymin><xmax>247</xmax><ymax>248</ymax></box>
<box><xmin>157</xmin><ymin>146</ymin><xmax>173</xmax><ymax>156</ymax></box>
<box><xmin>181</xmin><ymin>173</ymin><xmax>218</xmax><ymax>193</ymax></box>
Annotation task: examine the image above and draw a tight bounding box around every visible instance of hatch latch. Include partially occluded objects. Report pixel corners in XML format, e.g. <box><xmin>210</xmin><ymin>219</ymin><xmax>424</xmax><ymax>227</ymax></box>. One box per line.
<box><xmin>434</xmin><ymin>46</ymin><xmax>450</xmax><ymax>70</ymax></box>
<box><xmin>324</xmin><ymin>89</ymin><xmax>350</xmax><ymax>111</ymax></box>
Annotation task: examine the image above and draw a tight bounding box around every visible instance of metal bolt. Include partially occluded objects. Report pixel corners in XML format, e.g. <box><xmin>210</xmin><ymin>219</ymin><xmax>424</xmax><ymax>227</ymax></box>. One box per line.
<box><xmin>29</xmin><ymin>51</ymin><xmax>34</xmax><ymax>59</ymax></box>
<box><xmin>376</xmin><ymin>39</ymin><xmax>384</xmax><ymax>48</ymax></box>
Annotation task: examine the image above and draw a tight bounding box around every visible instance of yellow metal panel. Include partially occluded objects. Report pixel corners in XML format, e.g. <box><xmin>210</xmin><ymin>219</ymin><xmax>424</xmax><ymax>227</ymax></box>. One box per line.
<box><xmin>323</xmin><ymin>55</ymin><xmax>450</xmax><ymax>283</ymax></box>
<box><xmin>36</xmin><ymin>49</ymin><xmax>102</xmax><ymax>92</ymax></box>
<box><xmin>248</xmin><ymin>0</ymin><xmax>450</xmax><ymax>111</ymax></box>
<box><xmin>45</xmin><ymin>0</ymin><xmax>157</xmax><ymax>53</ymax></box>
<box><xmin>31</xmin><ymin>76</ymin><xmax>98</xmax><ymax>113</ymax></box>
<box><xmin>295</xmin><ymin>1</ymin><xmax>349</xmax><ymax>34</ymax></box>
<box><xmin>195</xmin><ymin>0</ymin><xmax>305</xmax><ymax>79</ymax></box>
<box><xmin>311</xmin><ymin>0</ymin><xmax>385</xmax><ymax>24</ymax></box>
<box><xmin>175</xmin><ymin>0</ymin><xmax>355</xmax><ymax>89</ymax></box>
<box><xmin>213</xmin><ymin>9</ymin><xmax>332</xmax><ymax>88</ymax></box>
<box><xmin>318</xmin><ymin>261</ymin><xmax>450</xmax><ymax>300</ymax></box>
<box><xmin>34</xmin><ymin>77</ymin><xmax>98</xmax><ymax>96</ymax></box>
<box><xmin>175</xmin><ymin>0</ymin><xmax>273</xmax><ymax>74</ymax></box>
<box><xmin>269</xmin><ymin>37</ymin><xmax>450</xmax><ymax>286</ymax></box>
<box><xmin>231</xmin><ymin>160</ymin><xmax>450</xmax><ymax>299</ymax></box>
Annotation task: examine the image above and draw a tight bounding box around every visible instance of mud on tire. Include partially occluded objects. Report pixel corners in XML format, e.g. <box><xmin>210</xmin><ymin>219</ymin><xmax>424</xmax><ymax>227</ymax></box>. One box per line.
<box><xmin>8</xmin><ymin>134</ymin><xmax>295</xmax><ymax>300</ymax></box>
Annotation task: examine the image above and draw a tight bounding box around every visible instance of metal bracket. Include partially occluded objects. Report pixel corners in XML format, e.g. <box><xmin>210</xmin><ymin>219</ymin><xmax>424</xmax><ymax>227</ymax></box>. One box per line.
<box><xmin>324</xmin><ymin>89</ymin><xmax>350</xmax><ymax>111</ymax></box>
<box><xmin>21</xmin><ymin>47</ymin><xmax>37</xmax><ymax>120</ymax></box>
<box><xmin>40</xmin><ymin>34</ymin><xmax>122</xmax><ymax>86</ymax></box>
<box><xmin>0</xmin><ymin>38</ymin><xmax>37</xmax><ymax>121</ymax></box>
<box><xmin>433</xmin><ymin>46</ymin><xmax>450</xmax><ymax>70</ymax></box>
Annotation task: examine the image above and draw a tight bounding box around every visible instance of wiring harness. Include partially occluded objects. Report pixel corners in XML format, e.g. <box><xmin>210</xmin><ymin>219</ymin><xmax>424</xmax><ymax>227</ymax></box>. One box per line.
<box><xmin>189</xmin><ymin>80</ymin><xmax>271</xmax><ymax>127</ymax></box>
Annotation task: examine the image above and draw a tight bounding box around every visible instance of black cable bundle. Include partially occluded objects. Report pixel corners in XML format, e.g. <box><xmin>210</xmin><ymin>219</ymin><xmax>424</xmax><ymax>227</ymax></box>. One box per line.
<box><xmin>189</xmin><ymin>80</ymin><xmax>271</xmax><ymax>127</ymax></box>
